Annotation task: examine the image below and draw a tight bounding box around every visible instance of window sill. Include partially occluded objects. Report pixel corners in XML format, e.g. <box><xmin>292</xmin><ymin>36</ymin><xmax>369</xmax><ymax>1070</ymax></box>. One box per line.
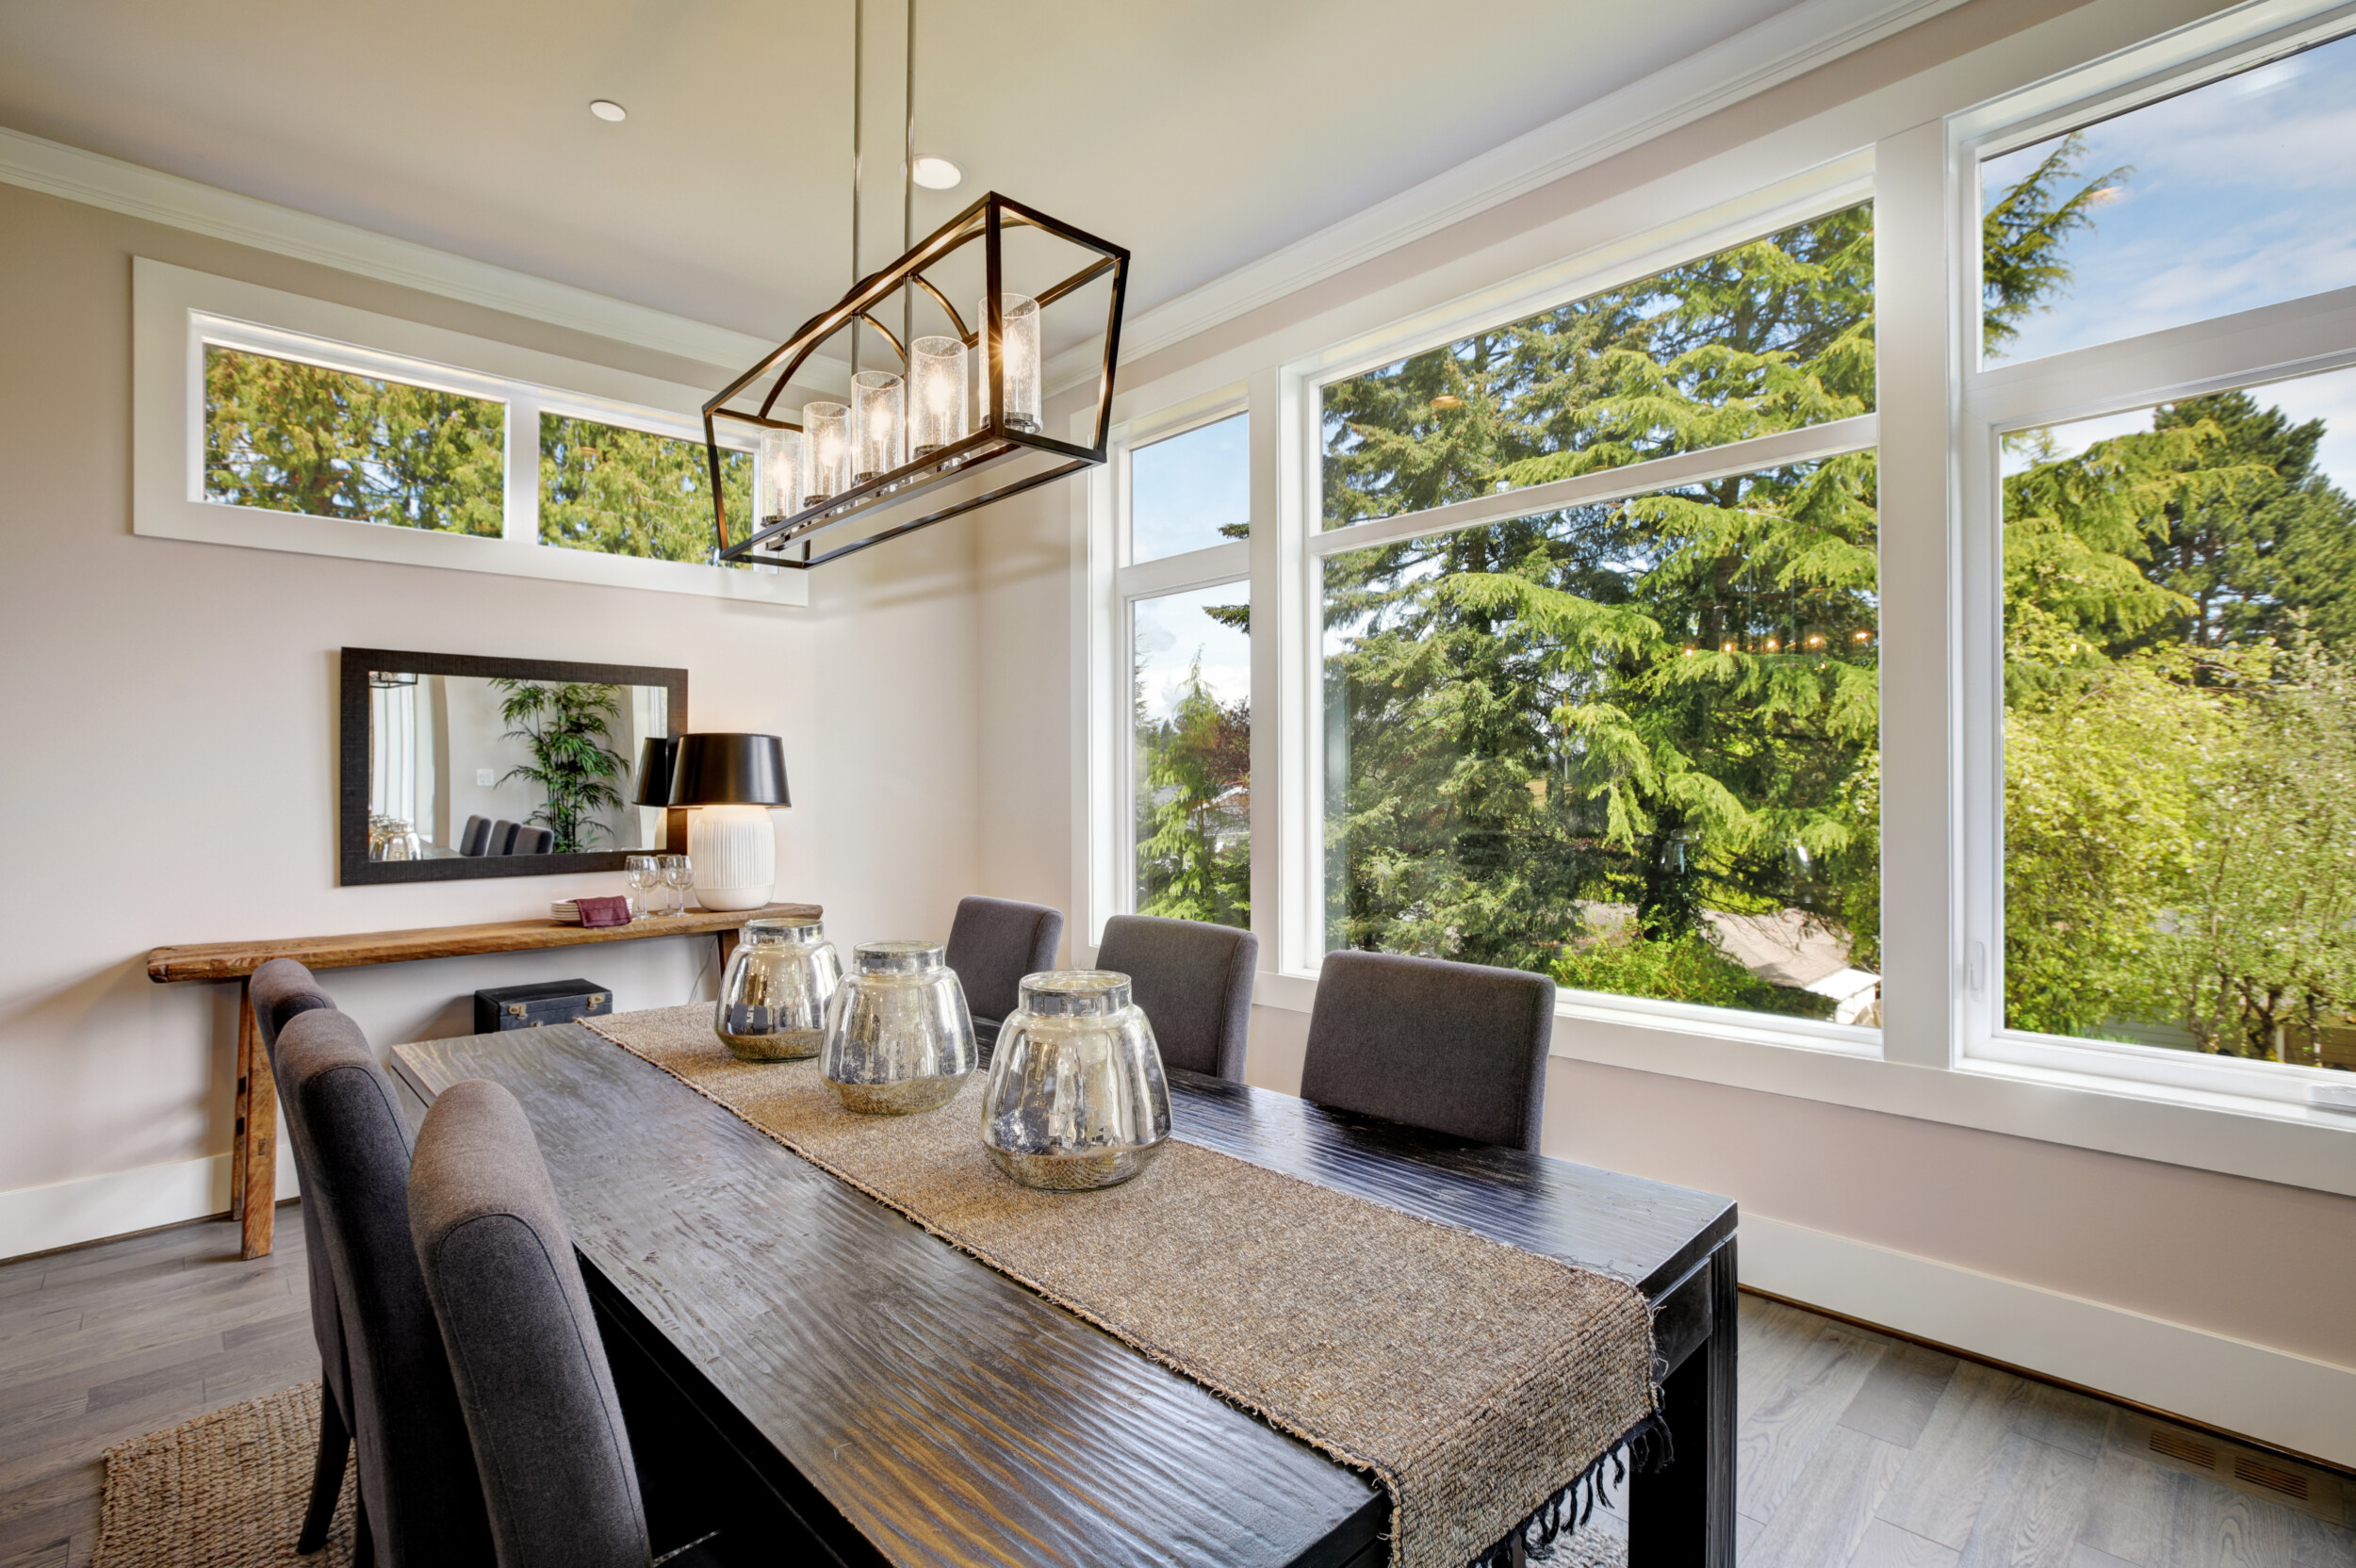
<box><xmin>1252</xmin><ymin>967</ymin><xmax>2356</xmax><ymax>1197</ymax></box>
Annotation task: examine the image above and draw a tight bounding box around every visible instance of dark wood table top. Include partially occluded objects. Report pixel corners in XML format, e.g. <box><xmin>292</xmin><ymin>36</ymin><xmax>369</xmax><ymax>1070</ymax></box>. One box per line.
<box><xmin>147</xmin><ymin>902</ymin><xmax>822</xmax><ymax>982</ymax></box>
<box><xmin>391</xmin><ymin>1021</ymin><xmax>1734</xmax><ymax>1568</ymax></box>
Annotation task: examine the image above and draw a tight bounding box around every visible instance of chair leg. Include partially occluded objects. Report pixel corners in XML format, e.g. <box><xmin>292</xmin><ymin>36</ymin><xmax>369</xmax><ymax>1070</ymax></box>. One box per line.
<box><xmin>298</xmin><ymin>1381</ymin><xmax>350</xmax><ymax>1554</ymax></box>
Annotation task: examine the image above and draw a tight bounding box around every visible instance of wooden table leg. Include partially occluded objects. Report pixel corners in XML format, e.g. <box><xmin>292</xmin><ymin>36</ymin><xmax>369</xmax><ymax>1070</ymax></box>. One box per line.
<box><xmin>1629</xmin><ymin>1238</ymin><xmax>1736</xmax><ymax>1568</ymax></box>
<box><xmin>235</xmin><ymin>981</ymin><xmax>278</xmax><ymax>1260</ymax></box>
<box><xmin>231</xmin><ymin>982</ymin><xmax>254</xmax><ymax>1223</ymax></box>
<box><xmin>716</xmin><ymin>926</ymin><xmax>742</xmax><ymax>972</ymax></box>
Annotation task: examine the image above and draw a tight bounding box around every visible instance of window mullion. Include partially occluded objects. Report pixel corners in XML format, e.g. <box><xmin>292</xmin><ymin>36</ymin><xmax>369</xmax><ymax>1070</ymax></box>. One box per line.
<box><xmin>503</xmin><ymin>386</ymin><xmax>541</xmax><ymax>546</ymax></box>
<box><xmin>1875</xmin><ymin>120</ymin><xmax>1962</xmax><ymax>1072</ymax></box>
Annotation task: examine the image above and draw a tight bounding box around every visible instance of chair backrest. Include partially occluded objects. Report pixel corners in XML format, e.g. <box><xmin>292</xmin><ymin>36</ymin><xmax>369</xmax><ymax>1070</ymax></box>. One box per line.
<box><xmin>945</xmin><ymin>896</ymin><xmax>1065</xmax><ymax>1023</ymax></box>
<box><xmin>276</xmin><ymin>1010</ymin><xmax>496</xmax><ymax>1568</ymax></box>
<box><xmin>1093</xmin><ymin>915</ymin><xmax>1257</xmax><ymax>1081</ymax></box>
<box><xmin>489</xmin><ymin>820</ymin><xmax>520</xmax><ymax>856</ymax></box>
<box><xmin>513</xmin><ymin>825</ymin><xmax>555</xmax><ymax>856</ymax></box>
<box><xmin>410</xmin><ymin>1079</ymin><xmax>651</xmax><ymax>1568</ymax></box>
<box><xmin>1299</xmin><ymin>950</ymin><xmax>1554</xmax><ymax>1152</ymax></box>
<box><xmin>248</xmin><ymin>960</ymin><xmax>350</xmax><ymax>1424</ymax></box>
<box><xmin>458</xmin><ymin>815</ymin><xmax>493</xmax><ymax>857</ymax></box>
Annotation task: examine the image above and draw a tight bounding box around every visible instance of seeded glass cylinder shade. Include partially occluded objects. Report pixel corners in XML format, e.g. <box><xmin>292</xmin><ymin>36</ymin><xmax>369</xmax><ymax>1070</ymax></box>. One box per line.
<box><xmin>801</xmin><ymin>401</ymin><xmax>852</xmax><ymax>505</ymax></box>
<box><xmin>757</xmin><ymin>427</ymin><xmax>803</xmax><ymax>523</ymax></box>
<box><xmin>979</xmin><ymin>293</ymin><xmax>1042</xmax><ymax>434</ymax></box>
<box><xmin>851</xmin><ymin>371</ymin><xmax>906</xmax><ymax>483</ymax></box>
<box><xmin>668</xmin><ymin>732</ymin><xmax>790</xmax><ymax>913</ymax></box>
<box><xmin>909</xmin><ymin>336</ymin><xmax>968</xmax><ymax>459</ymax></box>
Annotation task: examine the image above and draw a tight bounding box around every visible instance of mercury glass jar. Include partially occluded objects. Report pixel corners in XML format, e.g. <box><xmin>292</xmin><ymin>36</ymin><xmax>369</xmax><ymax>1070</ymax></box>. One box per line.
<box><xmin>980</xmin><ymin>971</ymin><xmax>1170</xmax><ymax>1191</ymax></box>
<box><xmin>713</xmin><ymin>919</ymin><xmax>841</xmax><ymax>1062</ymax></box>
<box><xmin>819</xmin><ymin>941</ymin><xmax>976</xmax><ymax>1114</ymax></box>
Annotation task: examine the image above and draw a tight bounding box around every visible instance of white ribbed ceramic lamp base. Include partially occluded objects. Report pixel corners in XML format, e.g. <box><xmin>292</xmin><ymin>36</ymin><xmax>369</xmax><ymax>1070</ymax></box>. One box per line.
<box><xmin>689</xmin><ymin>805</ymin><xmax>776</xmax><ymax>912</ymax></box>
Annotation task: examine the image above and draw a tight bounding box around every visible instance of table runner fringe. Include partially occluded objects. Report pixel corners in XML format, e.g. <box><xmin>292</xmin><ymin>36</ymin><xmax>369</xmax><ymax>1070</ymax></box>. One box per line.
<box><xmin>1474</xmin><ymin>1412</ymin><xmax>1668</xmax><ymax>1567</ymax></box>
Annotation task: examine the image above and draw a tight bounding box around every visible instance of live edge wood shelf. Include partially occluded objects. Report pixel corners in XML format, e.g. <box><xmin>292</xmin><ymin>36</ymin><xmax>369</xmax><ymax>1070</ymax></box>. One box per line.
<box><xmin>145</xmin><ymin>902</ymin><xmax>821</xmax><ymax>1260</ymax></box>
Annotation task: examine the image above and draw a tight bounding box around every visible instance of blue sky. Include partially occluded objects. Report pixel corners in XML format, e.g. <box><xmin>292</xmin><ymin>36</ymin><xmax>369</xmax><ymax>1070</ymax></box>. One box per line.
<box><xmin>1983</xmin><ymin>32</ymin><xmax>2356</xmax><ymax>367</ymax></box>
<box><xmin>1132</xmin><ymin>414</ymin><xmax>1248</xmax><ymax>562</ymax></box>
<box><xmin>1134</xmin><ymin>583</ymin><xmax>1251</xmax><ymax>727</ymax></box>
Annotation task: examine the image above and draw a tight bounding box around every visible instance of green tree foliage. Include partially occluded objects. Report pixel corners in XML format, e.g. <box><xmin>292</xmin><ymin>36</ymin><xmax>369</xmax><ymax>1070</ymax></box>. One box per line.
<box><xmin>1135</xmin><ymin>662</ymin><xmax>1251</xmax><ymax>928</ymax></box>
<box><xmin>541</xmin><ymin>416</ymin><xmax>752</xmax><ymax>565</ymax></box>
<box><xmin>494</xmin><ymin>680</ymin><xmax>628</xmax><ymax>853</ymax></box>
<box><xmin>1321</xmin><ymin>204</ymin><xmax>1881</xmax><ymax>990</ymax></box>
<box><xmin>204</xmin><ymin>348</ymin><xmax>503</xmax><ymax>533</ymax></box>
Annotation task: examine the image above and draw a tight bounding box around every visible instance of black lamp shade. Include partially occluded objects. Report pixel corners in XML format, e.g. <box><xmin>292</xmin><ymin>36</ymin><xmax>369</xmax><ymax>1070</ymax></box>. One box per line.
<box><xmin>668</xmin><ymin>732</ymin><xmax>791</xmax><ymax>808</ymax></box>
<box><xmin>631</xmin><ymin>737</ymin><xmax>681</xmax><ymax>808</ymax></box>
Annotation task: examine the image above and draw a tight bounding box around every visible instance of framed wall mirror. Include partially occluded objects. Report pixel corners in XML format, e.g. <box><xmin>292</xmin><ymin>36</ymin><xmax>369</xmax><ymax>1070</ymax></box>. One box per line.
<box><xmin>338</xmin><ymin>647</ymin><xmax>688</xmax><ymax>885</ymax></box>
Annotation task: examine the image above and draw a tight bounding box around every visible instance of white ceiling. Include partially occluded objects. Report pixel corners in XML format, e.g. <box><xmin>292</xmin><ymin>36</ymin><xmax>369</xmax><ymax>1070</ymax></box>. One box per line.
<box><xmin>0</xmin><ymin>0</ymin><xmax>1809</xmax><ymax>351</ymax></box>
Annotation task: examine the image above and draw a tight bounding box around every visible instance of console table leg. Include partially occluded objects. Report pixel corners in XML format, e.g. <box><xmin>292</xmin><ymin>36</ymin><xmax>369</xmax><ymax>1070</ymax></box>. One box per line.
<box><xmin>236</xmin><ymin>982</ymin><xmax>278</xmax><ymax>1260</ymax></box>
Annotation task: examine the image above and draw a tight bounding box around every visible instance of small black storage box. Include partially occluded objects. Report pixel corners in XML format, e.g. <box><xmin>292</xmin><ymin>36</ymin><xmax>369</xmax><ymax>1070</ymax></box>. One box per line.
<box><xmin>474</xmin><ymin>978</ymin><xmax>614</xmax><ymax>1034</ymax></box>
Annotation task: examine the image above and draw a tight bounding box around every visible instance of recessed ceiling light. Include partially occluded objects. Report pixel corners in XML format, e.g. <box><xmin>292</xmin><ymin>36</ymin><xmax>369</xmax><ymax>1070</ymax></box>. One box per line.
<box><xmin>588</xmin><ymin>99</ymin><xmax>629</xmax><ymax>122</ymax></box>
<box><xmin>910</xmin><ymin>155</ymin><xmax>963</xmax><ymax>190</ymax></box>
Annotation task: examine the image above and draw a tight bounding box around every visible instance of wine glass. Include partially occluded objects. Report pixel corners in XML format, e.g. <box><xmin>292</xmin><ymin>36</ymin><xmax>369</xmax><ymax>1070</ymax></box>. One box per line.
<box><xmin>660</xmin><ymin>854</ymin><xmax>695</xmax><ymax>916</ymax></box>
<box><xmin>623</xmin><ymin>856</ymin><xmax>660</xmax><ymax>921</ymax></box>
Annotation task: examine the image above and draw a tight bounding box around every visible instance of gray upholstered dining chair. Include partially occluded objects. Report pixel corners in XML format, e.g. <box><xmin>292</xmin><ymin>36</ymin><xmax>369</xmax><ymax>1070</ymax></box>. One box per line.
<box><xmin>1092</xmin><ymin>915</ymin><xmax>1257</xmax><ymax>1082</ymax></box>
<box><xmin>248</xmin><ymin>959</ymin><xmax>357</xmax><ymax>1558</ymax></box>
<box><xmin>488</xmin><ymin>820</ymin><xmax>521</xmax><ymax>856</ymax></box>
<box><xmin>458</xmin><ymin>815</ymin><xmax>493</xmax><ymax>857</ymax></box>
<box><xmin>1298</xmin><ymin>950</ymin><xmax>1555</xmax><ymax>1152</ymax></box>
<box><xmin>409</xmin><ymin>1079</ymin><xmax>723</xmax><ymax>1568</ymax></box>
<box><xmin>512</xmin><ymin>825</ymin><xmax>556</xmax><ymax>855</ymax></box>
<box><xmin>945</xmin><ymin>896</ymin><xmax>1064</xmax><ymax>1052</ymax></box>
<box><xmin>276</xmin><ymin>1009</ymin><xmax>498</xmax><ymax>1568</ymax></box>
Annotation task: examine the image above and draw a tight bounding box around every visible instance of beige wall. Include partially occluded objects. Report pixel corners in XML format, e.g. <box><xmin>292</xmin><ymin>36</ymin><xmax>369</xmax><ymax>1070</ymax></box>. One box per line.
<box><xmin>0</xmin><ymin>178</ymin><xmax>979</xmax><ymax>1241</ymax></box>
<box><xmin>972</xmin><ymin>0</ymin><xmax>2356</xmax><ymax>1446</ymax></box>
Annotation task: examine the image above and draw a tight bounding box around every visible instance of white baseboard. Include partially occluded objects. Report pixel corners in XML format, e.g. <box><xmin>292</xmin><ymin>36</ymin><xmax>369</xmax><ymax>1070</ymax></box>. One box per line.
<box><xmin>1739</xmin><ymin>1213</ymin><xmax>2356</xmax><ymax>1469</ymax></box>
<box><xmin>0</xmin><ymin>1122</ymin><xmax>301</xmax><ymax>1262</ymax></box>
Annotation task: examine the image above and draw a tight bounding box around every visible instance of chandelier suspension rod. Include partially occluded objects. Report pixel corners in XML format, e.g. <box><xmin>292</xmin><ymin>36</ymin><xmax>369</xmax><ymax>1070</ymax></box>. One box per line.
<box><xmin>849</xmin><ymin>0</ymin><xmax>862</xmax><ymax>378</ymax></box>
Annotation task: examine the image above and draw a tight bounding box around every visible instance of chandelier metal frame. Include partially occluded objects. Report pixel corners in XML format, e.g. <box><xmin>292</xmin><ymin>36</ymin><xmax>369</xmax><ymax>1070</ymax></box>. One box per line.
<box><xmin>700</xmin><ymin>193</ymin><xmax>1126</xmax><ymax>569</ymax></box>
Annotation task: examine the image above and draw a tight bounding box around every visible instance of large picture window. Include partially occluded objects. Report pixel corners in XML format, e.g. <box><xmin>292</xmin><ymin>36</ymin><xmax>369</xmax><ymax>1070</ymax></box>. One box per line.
<box><xmin>1974</xmin><ymin>26</ymin><xmax>2356</xmax><ymax>1088</ymax></box>
<box><xmin>1313</xmin><ymin>206</ymin><xmax>1880</xmax><ymax>1025</ymax></box>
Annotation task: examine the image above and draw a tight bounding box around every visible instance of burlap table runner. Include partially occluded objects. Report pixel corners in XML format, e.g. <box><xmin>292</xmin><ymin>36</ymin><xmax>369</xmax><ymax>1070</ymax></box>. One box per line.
<box><xmin>583</xmin><ymin>1005</ymin><xmax>1656</xmax><ymax>1568</ymax></box>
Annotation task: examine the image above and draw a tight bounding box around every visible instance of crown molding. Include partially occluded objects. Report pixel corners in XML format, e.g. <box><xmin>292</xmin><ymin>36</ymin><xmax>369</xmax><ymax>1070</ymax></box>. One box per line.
<box><xmin>1097</xmin><ymin>0</ymin><xmax>1972</xmax><ymax>378</ymax></box>
<box><xmin>0</xmin><ymin>123</ymin><xmax>778</xmax><ymax>371</ymax></box>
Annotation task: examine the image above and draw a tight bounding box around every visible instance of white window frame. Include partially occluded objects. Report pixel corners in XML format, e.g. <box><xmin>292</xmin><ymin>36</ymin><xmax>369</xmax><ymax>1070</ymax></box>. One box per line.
<box><xmin>1086</xmin><ymin>389</ymin><xmax>1252</xmax><ymax>948</ymax></box>
<box><xmin>1951</xmin><ymin>0</ymin><xmax>2356</xmax><ymax>1112</ymax></box>
<box><xmin>1079</xmin><ymin>0</ymin><xmax>2356</xmax><ymax>1196</ymax></box>
<box><xmin>132</xmin><ymin>257</ymin><xmax>803</xmax><ymax>607</ymax></box>
<box><xmin>1282</xmin><ymin>176</ymin><xmax>1884</xmax><ymax>1056</ymax></box>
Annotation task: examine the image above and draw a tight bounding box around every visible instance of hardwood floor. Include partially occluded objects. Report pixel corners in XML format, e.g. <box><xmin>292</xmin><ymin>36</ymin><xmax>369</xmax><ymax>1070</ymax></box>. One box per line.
<box><xmin>0</xmin><ymin>1209</ymin><xmax>315</xmax><ymax>1568</ymax></box>
<box><xmin>0</xmin><ymin>1214</ymin><xmax>2344</xmax><ymax>1568</ymax></box>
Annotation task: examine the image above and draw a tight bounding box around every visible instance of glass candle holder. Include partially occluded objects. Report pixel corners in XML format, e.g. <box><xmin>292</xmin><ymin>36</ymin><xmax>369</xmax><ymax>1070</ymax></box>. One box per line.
<box><xmin>757</xmin><ymin>427</ymin><xmax>803</xmax><ymax>523</ymax></box>
<box><xmin>978</xmin><ymin>292</ymin><xmax>1042</xmax><ymax>434</ymax></box>
<box><xmin>908</xmin><ymin>335</ymin><xmax>969</xmax><ymax>459</ymax></box>
<box><xmin>801</xmin><ymin>401</ymin><xmax>852</xmax><ymax>506</ymax></box>
<box><xmin>819</xmin><ymin>940</ymin><xmax>976</xmax><ymax>1114</ymax></box>
<box><xmin>851</xmin><ymin>370</ymin><xmax>906</xmax><ymax>484</ymax></box>
<box><xmin>980</xmin><ymin>971</ymin><xmax>1170</xmax><ymax>1190</ymax></box>
<box><xmin>715</xmin><ymin>919</ymin><xmax>842</xmax><ymax>1062</ymax></box>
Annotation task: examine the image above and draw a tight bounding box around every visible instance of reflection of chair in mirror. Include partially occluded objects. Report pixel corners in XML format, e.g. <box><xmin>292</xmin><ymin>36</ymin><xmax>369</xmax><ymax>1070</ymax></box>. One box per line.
<box><xmin>457</xmin><ymin>815</ymin><xmax>492</xmax><ymax>857</ymax></box>
<box><xmin>488</xmin><ymin>820</ymin><xmax>520</xmax><ymax>856</ymax></box>
<box><xmin>513</xmin><ymin>826</ymin><xmax>555</xmax><ymax>856</ymax></box>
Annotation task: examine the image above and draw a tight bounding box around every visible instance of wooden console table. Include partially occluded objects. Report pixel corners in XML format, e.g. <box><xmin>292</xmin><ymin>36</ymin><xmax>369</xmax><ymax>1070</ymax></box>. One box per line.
<box><xmin>146</xmin><ymin>902</ymin><xmax>820</xmax><ymax>1259</ymax></box>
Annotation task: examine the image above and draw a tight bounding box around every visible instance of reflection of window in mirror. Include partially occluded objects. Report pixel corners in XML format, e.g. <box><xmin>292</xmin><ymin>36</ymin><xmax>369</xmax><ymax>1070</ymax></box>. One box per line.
<box><xmin>366</xmin><ymin>671</ymin><xmax>674</xmax><ymax>862</ymax></box>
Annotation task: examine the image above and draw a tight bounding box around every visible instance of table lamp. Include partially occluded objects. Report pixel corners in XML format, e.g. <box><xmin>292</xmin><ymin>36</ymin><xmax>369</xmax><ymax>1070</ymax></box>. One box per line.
<box><xmin>631</xmin><ymin>736</ymin><xmax>685</xmax><ymax>852</ymax></box>
<box><xmin>667</xmin><ymin>733</ymin><xmax>791</xmax><ymax>911</ymax></box>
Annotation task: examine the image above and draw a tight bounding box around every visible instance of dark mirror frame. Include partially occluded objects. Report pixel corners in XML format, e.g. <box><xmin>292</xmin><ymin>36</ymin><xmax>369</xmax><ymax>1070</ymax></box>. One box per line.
<box><xmin>338</xmin><ymin>647</ymin><xmax>689</xmax><ymax>886</ymax></box>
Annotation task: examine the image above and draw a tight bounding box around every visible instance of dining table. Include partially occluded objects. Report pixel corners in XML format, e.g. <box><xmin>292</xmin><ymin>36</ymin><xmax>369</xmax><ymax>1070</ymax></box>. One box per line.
<box><xmin>389</xmin><ymin>1019</ymin><xmax>1737</xmax><ymax>1568</ymax></box>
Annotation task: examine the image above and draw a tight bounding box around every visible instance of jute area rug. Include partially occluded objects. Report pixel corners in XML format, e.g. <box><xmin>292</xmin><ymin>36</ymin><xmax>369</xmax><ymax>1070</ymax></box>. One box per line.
<box><xmin>587</xmin><ymin>1005</ymin><xmax>1656</xmax><ymax>1568</ymax></box>
<box><xmin>93</xmin><ymin>1382</ymin><xmax>355</xmax><ymax>1568</ymax></box>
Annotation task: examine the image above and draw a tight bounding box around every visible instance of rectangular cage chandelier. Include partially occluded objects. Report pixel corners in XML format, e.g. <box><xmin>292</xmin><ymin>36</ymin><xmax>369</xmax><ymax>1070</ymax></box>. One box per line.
<box><xmin>702</xmin><ymin>192</ymin><xmax>1128</xmax><ymax>569</ymax></box>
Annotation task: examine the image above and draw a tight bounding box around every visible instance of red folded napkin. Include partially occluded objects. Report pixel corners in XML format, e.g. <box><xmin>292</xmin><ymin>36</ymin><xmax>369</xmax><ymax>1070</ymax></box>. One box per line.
<box><xmin>574</xmin><ymin>896</ymin><xmax>633</xmax><ymax>928</ymax></box>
